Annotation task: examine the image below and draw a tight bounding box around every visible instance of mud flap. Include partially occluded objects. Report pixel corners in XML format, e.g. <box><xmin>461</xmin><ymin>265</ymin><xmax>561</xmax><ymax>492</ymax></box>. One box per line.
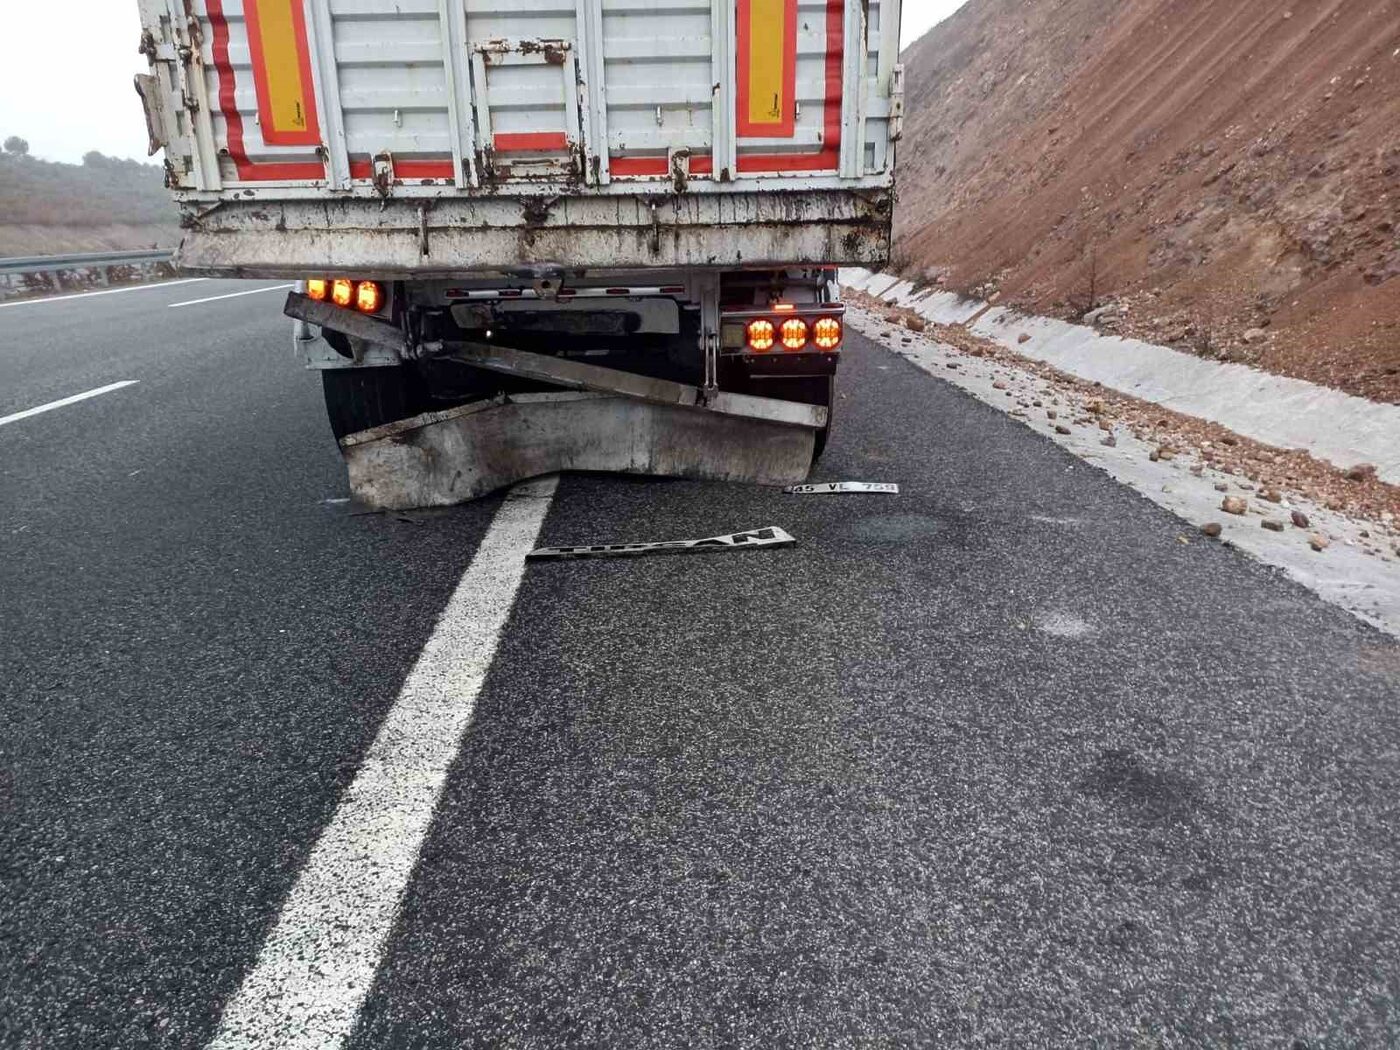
<box><xmin>340</xmin><ymin>392</ymin><xmax>816</xmax><ymax>510</ymax></box>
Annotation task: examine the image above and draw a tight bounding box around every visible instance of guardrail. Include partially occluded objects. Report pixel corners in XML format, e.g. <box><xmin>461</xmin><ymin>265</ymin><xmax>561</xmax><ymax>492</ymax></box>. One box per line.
<box><xmin>0</xmin><ymin>248</ymin><xmax>174</xmax><ymax>278</ymax></box>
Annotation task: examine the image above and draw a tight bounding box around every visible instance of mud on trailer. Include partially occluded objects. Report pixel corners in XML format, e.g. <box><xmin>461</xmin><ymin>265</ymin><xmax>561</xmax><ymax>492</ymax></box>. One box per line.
<box><xmin>135</xmin><ymin>0</ymin><xmax>903</xmax><ymax>506</ymax></box>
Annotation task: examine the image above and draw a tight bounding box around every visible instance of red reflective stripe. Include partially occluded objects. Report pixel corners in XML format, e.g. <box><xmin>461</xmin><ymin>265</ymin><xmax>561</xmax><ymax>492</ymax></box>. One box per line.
<box><xmin>822</xmin><ymin>0</ymin><xmax>844</xmax><ymax>156</ymax></box>
<box><xmin>207</xmin><ymin>0</ymin><xmax>250</xmax><ymax>178</ymax></box>
<box><xmin>347</xmin><ymin>159</ymin><xmax>454</xmax><ymax>180</ymax></box>
<box><xmin>736</xmin><ymin>148</ymin><xmax>839</xmax><ymax>172</ymax></box>
<box><xmin>609</xmin><ymin>154</ymin><xmax>714</xmax><ymax>177</ymax></box>
<box><xmin>494</xmin><ymin>131</ymin><xmax>569</xmax><ymax>152</ymax></box>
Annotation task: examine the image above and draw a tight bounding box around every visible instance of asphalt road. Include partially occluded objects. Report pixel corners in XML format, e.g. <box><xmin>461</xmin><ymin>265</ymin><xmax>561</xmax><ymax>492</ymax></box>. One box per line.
<box><xmin>3</xmin><ymin>279</ymin><xmax>1400</xmax><ymax>1048</ymax></box>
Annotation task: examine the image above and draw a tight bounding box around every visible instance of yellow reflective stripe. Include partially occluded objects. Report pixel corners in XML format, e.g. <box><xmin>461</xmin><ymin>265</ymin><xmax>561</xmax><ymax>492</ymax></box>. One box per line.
<box><xmin>746</xmin><ymin>0</ymin><xmax>787</xmax><ymax>128</ymax></box>
<box><xmin>250</xmin><ymin>0</ymin><xmax>313</xmax><ymax>138</ymax></box>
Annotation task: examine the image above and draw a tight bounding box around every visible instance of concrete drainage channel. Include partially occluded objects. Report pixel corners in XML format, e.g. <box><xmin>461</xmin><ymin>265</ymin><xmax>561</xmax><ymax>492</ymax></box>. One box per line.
<box><xmin>843</xmin><ymin>269</ymin><xmax>1400</xmax><ymax>485</ymax></box>
<box><xmin>841</xmin><ymin>295</ymin><xmax>1400</xmax><ymax>640</ymax></box>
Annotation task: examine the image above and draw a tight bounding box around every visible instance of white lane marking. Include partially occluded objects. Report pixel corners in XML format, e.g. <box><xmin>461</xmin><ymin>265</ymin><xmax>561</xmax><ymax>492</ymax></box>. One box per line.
<box><xmin>208</xmin><ymin>475</ymin><xmax>559</xmax><ymax>1050</ymax></box>
<box><xmin>0</xmin><ymin>380</ymin><xmax>140</xmax><ymax>427</ymax></box>
<box><xmin>167</xmin><ymin>283</ymin><xmax>295</xmax><ymax>309</ymax></box>
<box><xmin>0</xmin><ymin>278</ymin><xmax>207</xmax><ymax>310</ymax></box>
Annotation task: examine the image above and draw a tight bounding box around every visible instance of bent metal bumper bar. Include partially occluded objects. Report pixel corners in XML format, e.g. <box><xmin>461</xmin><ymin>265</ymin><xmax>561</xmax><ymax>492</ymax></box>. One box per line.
<box><xmin>284</xmin><ymin>293</ymin><xmax>821</xmax><ymax>508</ymax></box>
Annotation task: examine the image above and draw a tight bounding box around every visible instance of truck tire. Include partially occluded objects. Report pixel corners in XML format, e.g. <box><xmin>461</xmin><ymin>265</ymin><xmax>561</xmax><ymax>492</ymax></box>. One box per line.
<box><xmin>807</xmin><ymin>375</ymin><xmax>835</xmax><ymax>463</ymax></box>
<box><xmin>321</xmin><ymin>366</ymin><xmax>414</xmax><ymax>440</ymax></box>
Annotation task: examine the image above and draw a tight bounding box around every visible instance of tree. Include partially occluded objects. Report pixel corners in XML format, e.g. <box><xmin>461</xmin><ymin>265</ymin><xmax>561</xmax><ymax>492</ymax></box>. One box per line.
<box><xmin>3</xmin><ymin>136</ymin><xmax>29</xmax><ymax>156</ymax></box>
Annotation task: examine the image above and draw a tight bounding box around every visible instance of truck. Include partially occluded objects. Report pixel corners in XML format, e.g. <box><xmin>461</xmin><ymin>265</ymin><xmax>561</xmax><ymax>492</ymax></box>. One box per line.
<box><xmin>134</xmin><ymin>0</ymin><xmax>903</xmax><ymax>507</ymax></box>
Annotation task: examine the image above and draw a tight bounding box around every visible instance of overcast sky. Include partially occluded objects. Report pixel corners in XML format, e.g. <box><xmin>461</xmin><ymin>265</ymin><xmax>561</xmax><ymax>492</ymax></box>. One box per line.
<box><xmin>0</xmin><ymin>0</ymin><xmax>970</xmax><ymax>165</ymax></box>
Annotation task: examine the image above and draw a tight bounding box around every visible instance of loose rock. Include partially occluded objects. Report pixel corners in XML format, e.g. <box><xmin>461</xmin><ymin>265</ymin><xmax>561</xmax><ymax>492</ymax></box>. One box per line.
<box><xmin>1201</xmin><ymin>522</ymin><xmax>1223</xmax><ymax>538</ymax></box>
<box><xmin>1309</xmin><ymin>533</ymin><xmax>1330</xmax><ymax>552</ymax></box>
<box><xmin>1344</xmin><ymin>463</ymin><xmax>1377</xmax><ymax>482</ymax></box>
<box><xmin>1261</xmin><ymin>519</ymin><xmax>1285</xmax><ymax>532</ymax></box>
<box><xmin>904</xmin><ymin>316</ymin><xmax>927</xmax><ymax>333</ymax></box>
<box><xmin>1055</xmin><ymin>424</ymin><xmax>1072</xmax><ymax>435</ymax></box>
<box><xmin>1291</xmin><ymin>510</ymin><xmax>1310</xmax><ymax>528</ymax></box>
<box><xmin>1222</xmin><ymin>496</ymin><xmax>1248</xmax><ymax>515</ymax></box>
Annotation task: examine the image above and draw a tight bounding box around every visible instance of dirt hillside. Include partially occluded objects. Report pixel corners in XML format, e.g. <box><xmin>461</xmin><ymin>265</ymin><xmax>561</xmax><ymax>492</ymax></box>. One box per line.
<box><xmin>0</xmin><ymin>152</ymin><xmax>178</xmax><ymax>257</ymax></box>
<box><xmin>894</xmin><ymin>0</ymin><xmax>1400</xmax><ymax>403</ymax></box>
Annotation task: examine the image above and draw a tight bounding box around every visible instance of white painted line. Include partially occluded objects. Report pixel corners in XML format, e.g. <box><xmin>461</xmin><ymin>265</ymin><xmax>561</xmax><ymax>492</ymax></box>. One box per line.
<box><xmin>0</xmin><ymin>278</ymin><xmax>207</xmax><ymax>310</ymax></box>
<box><xmin>208</xmin><ymin>475</ymin><xmax>559</xmax><ymax>1050</ymax></box>
<box><xmin>167</xmin><ymin>284</ymin><xmax>295</xmax><ymax>309</ymax></box>
<box><xmin>0</xmin><ymin>380</ymin><xmax>140</xmax><ymax>427</ymax></box>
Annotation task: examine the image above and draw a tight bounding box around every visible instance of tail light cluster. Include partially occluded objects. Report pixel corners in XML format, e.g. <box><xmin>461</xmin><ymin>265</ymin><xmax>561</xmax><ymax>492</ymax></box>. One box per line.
<box><xmin>745</xmin><ymin>313</ymin><xmax>842</xmax><ymax>353</ymax></box>
<box><xmin>306</xmin><ymin>278</ymin><xmax>384</xmax><ymax>315</ymax></box>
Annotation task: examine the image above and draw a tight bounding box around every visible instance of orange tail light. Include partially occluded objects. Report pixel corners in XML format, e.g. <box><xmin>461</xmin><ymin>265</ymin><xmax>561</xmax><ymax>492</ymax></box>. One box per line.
<box><xmin>355</xmin><ymin>280</ymin><xmax>383</xmax><ymax>314</ymax></box>
<box><xmin>812</xmin><ymin>316</ymin><xmax>842</xmax><ymax>349</ymax></box>
<box><xmin>331</xmin><ymin>279</ymin><xmax>354</xmax><ymax>307</ymax></box>
<box><xmin>780</xmin><ymin>317</ymin><xmax>808</xmax><ymax>350</ymax></box>
<box><xmin>747</xmin><ymin>318</ymin><xmax>776</xmax><ymax>352</ymax></box>
<box><xmin>305</xmin><ymin>278</ymin><xmax>329</xmax><ymax>301</ymax></box>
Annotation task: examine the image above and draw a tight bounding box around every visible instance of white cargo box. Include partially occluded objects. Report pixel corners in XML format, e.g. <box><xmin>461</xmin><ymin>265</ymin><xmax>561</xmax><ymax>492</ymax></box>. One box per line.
<box><xmin>135</xmin><ymin>0</ymin><xmax>902</xmax><ymax>276</ymax></box>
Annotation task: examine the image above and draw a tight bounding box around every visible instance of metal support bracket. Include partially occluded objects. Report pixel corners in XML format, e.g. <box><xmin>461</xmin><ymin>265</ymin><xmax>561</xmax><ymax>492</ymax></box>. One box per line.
<box><xmin>437</xmin><ymin>340</ymin><xmax>826</xmax><ymax>429</ymax></box>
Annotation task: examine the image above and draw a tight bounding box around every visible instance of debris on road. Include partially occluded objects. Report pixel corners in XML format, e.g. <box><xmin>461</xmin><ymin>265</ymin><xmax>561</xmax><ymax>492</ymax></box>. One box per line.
<box><xmin>852</xmin><ymin>289</ymin><xmax>1400</xmax><ymax>531</ymax></box>
<box><xmin>1201</xmin><ymin>522</ymin><xmax>1223</xmax><ymax>538</ymax></box>
<box><xmin>785</xmin><ymin>482</ymin><xmax>900</xmax><ymax>495</ymax></box>
<box><xmin>527</xmin><ymin>526</ymin><xmax>796</xmax><ymax>561</ymax></box>
<box><xmin>1262</xmin><ymin>519</ymin><xmax>1285</xmax><ymax>532</ymax></box>
<box><xmin>1292</xmin><ymin>510</ymin><xmax>1311</xmax><ymax>528</ymax></box>
<box><xmin>1222</xmin><ymin>496</ymin><xmax>1248</xmax><ymax>515</ymax></box>
<box><xmin>1310</xmin><ymin>534</ymin><xmax>1331</xmax><ymax>552</ymax></box>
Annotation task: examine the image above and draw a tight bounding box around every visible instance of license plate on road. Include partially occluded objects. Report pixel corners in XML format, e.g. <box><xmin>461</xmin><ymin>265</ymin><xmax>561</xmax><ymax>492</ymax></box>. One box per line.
<box><xmin>785</xmin><ymin>482</ymin><xmax>899</xmax><ymax>495</ymax></box>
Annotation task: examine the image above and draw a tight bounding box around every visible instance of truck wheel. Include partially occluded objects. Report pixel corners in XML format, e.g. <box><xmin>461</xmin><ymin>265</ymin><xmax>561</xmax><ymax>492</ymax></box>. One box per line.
<box><xmin>321</xmin><ymin>366</ymin><xmax>414</xmax><ymax>440</ymax></box>
<box><xmin>808</xmin><ymin>375</ymin><xmax>834</xmax><ymax>462</ymax></box>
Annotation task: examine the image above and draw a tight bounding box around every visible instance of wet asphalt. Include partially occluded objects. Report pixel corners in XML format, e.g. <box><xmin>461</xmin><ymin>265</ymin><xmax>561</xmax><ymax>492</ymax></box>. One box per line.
<box><xmin>3</xmin><ymin>281</ymin><xmax>1399</xmax><ymax>1047</ymax></box>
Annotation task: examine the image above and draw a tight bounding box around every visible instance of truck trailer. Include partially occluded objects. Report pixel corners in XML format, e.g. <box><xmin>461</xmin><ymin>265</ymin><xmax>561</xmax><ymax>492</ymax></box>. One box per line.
<box><xmin>134</xmin><ymin>0</ymin><xmax>903</xmax><ymax>507</ymax></box>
